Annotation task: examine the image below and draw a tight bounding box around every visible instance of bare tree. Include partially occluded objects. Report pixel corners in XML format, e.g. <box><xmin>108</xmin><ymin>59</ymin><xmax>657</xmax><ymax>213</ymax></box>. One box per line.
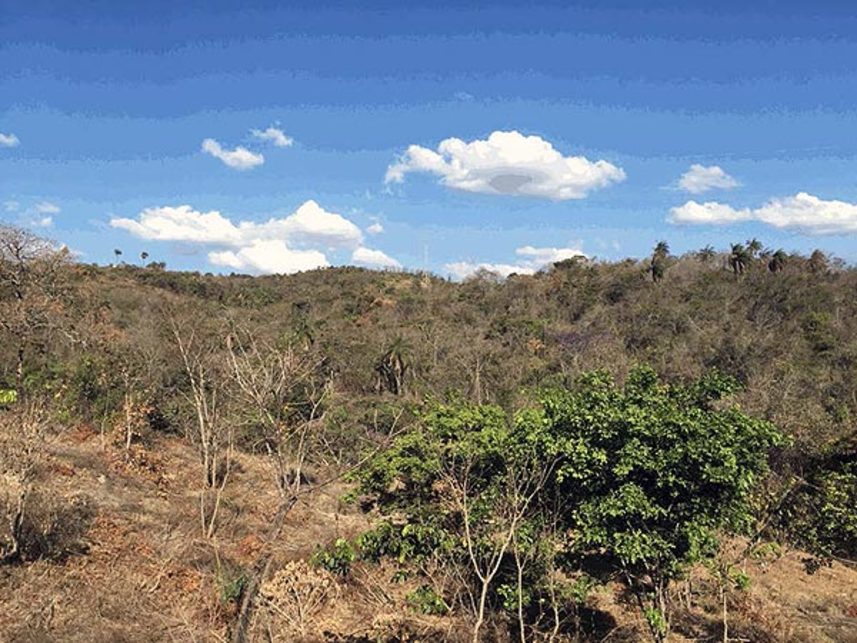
<box><xmin>443</xmin><ymin>448</ymin><xmax>553</xmax><ymax>642</ymax></box>
<box><xmin>0</xmin><ymin>402</ymin><xmax>50</xmax><ymax>564</ymax></box>
<box><xmin>0</xmin><ymin>225</ymin><xmax>70</xmax><ymax>396</ymax></box>
<box><xmin>169</xmin><ymin>314</ymin><xmax>234</xmax><ymax>539</ymax></box>
<box><xmin>225</xmin><ymin>327</ymin><xmax>331</xmax><ymax>643</ymax></box>
<box><xmin>226</xmin><ymin>326</ymin><xmax>402</xmax><ymax>642</ymax></box>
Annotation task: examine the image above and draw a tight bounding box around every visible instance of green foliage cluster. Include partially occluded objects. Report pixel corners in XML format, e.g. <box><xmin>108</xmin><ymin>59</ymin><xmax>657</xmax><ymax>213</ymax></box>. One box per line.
<box><xmin>310</xmin><ymin>538</ymin><xmax>357</xmax><ymax>577</ymax></box>
<box><xmin>779</xmin><ymin>448</ymin><xmax>857</xmax><ymax>564</ymax></box>
<box><xmin>356</xmin><ymin>366</ymin><xmax>782</xmax><ymax>639</ymax></box>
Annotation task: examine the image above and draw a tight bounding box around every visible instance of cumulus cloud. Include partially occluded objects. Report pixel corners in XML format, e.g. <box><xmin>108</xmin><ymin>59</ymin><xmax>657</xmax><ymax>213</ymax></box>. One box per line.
<box><xmin>111</xmin><ymin>200</ymin><xmax>362</xmax><ymax>249</ymax></box>
<box><xmin>112</xmin><ymin>200</ymin><xmax>365</xmax><ymax>275</ymax></box>
<box><xmin>670</xmin><ymin>192</ymin><xmax>857</xmax><ymax>234</ymax></box>
<box><xmin>112</xmin><ymin>205</ymin><xmax>241</xmax><ymax>244</ymax></box>
<box><xmin>351</xmin><ymin>246</ymin><xmax>400</xmax><ymax>269</ymax></box>
<box><xmin>201</xmin><ymin>138</ymin><xmax>264</xmax><ymax>170</ymax></box>
<box><xmin>366</xmin><ymin>221</ymin><xmax>384</xmax><ymax>235</ymax></box>
<box><xmin>385</xmin><ymin>130</ymin><xmax>625</xmax><ymax>200</ymax></box>
<box><xmin>209</xmin><ymin>240</ymin><xmax>328</xmax><ymax>274</ymax></box>
<box><xmin>445</xmin><ymin>261</ymin><xmax>535</xmax><ymax>280</ymax></box>
<box><xmin>251</xmin><ymin>126</ymin><xmax>293</xmax><ymax>148</ymax></box>
<box><xmin>0</xmin><ymin>133</ymin><xmax>20</xmax><ymax>147</ymax></box>
<box><xmin>445</xmin><ymin>243</ymin><xmax>586</xmax><ymax>280</ymax></box>
<box><xmin>677</xmin><ymin>164</ymin><xmax>740</xmax><ymax>194</ymax></box>
<box><xmin>515</xmin><ymin>245</ymin><xmax>586</xmax><ymax>265</ymax></box>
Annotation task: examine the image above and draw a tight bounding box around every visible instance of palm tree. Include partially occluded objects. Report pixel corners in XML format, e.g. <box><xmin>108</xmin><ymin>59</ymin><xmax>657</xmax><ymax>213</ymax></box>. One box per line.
<box><xmin>375</xmin><ymin>337</ymin><xmax>410</xmax><ymax>395</ymax></box>
<box><xmin>768</xmin><ymin>249</ymin><xmax>787</xmax><ymax>273</ymax></box>
<box><xmin>729</xmin><ymin>243</ymin><xmax>751</xmax><ymax>277</ymax></box>
<box><xmin>696</xmin><ymin>245</ymin><xmax>716</xmax><ymax>263</ymax></box>
<box><xmin>746</xmin><ymin>238</ymin><xmax>763</xmax><ymax>258</ymax></box>
<box><xmin>808</xmin><ymin>249</ymin><xmax>828</xmax><ymax>274</ymax></box>
<box><xmin>650</xmin><ymin>241</ymin><xmax>670</xmax><ymax>283</ymax></box>
<box><xmin>113</xmin><ymin>248</ymin><xmax>123</xmax><ymax>266</ymax></box>
<box><xmin>140</xmin><ymin>251</ymin><xmax>149</xmax><ymax>263</ymax></box>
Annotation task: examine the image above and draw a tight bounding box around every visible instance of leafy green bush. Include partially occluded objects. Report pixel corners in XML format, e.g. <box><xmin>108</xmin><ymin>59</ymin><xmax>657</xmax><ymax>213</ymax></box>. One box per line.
<box><xmin>310</xmin><ymin>538</ymin><xmax>356</xmax><ymax>577</ymax></box>
<box><xmin>406</xmin><ymin>585</ymin><xmax>449</xmax><ymax>615</ymax></box>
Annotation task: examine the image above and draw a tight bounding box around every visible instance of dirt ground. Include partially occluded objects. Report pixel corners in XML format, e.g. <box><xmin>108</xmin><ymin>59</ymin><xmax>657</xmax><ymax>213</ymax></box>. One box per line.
<box><xmin>1</xmin><ymin>427</ymin><xmax>855</xmax><ymax>642</ymax></box>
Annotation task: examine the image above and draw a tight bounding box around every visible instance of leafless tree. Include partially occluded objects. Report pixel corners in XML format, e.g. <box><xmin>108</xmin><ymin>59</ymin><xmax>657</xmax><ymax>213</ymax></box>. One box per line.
<box><xmin>169</xmin><ymin>314</ymin><xmax>234</xmax><ymax>540</ymax></box>
<box><xmin>0</xmin><ymin>225</ymin><xmax>70</xmax><ymax>396</ymax></box>
<box><xmin>442</xmin><ymin>449</ymin><xmax>554</xmax><ymax>642</ymax></box>
<box><xmin>0</xmin><ymin>402</ymin><xmax>50</xmax><ymax>564</ymax></box>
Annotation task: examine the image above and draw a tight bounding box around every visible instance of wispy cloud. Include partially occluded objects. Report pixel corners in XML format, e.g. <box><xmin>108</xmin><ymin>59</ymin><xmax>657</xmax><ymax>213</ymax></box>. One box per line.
<box><xmin>251</xmin><ymin>126</ymin><xmax>293</xmax><ymax>148</ymax></box>
<box><xmin>201</xmin><ymin>138</ymin><xmax>264</xmax><ymax>170</ymax></box>
<box><xmin>35</xmin><ymin>201</ymin><xmax>61</xmax><ymax>214</ymax></box>
<box><xmin>0</xmin><ymin>133</ymin><xmax>20</xmax><ymax>148</ymax></box>
<box><xmin>386</xmin><ymin>130</ymin><xmax>625</xmax><ymax>200</ymax></box>
<box><xmin>677</xmin><ymin>164</ymin><xmax>740</xmax><ymax>194</ymax></box>
<box><xmin>366</xmin><ymin>220</ymin><xmax>384</xmax><ymax>235</ymax></box>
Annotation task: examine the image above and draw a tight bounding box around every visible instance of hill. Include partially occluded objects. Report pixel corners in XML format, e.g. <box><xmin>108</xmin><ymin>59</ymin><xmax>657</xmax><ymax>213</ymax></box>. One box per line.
<box><xmin>1</xmin><ymin>227</ymin><xmax>855</xmax><ymax>641</ymax></box>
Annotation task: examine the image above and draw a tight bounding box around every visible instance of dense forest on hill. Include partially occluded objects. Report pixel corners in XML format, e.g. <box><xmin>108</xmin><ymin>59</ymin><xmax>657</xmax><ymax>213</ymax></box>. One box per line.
<box><xmin>1</xmin><ymin>224</ymin><xmax>855</xmax><ymax>642</ymax></box>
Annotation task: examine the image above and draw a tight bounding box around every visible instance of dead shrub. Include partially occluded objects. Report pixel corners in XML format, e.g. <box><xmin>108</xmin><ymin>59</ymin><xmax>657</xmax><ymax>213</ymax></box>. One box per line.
<box><xmin>1</xmin><ymin>490</ymin><xmax>94</xmax><ymax>562</ymax></box>
<box><xmin>258</xmin><ymin>559</ymin><xmax>339</xmax><ymax>639</ymax></box>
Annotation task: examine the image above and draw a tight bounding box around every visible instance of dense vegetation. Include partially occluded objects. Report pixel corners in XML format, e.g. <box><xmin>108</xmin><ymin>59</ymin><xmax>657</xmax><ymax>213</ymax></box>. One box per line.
<box><xmin>1</xmin><ymin>224</ymin><xmax>855</xmax><ymax>641</ymax></box>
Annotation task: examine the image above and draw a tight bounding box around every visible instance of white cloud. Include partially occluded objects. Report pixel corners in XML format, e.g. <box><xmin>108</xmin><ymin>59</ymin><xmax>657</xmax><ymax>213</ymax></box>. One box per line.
<box><xmin>3</xmin><ymin>201</ymin><xmax>19</xmax><ymax>212</ymax></box>
<box><xmin>670</xmin><ymin>192</ymin><xmax>857</xmax><ymax>234</ymax></box>
<box><xmin>445</xmin><ymin>261</ymin><xmax>535</xmax><ymax>280</ymax></box>
<box><xmin>201</xmin><ymin>138</ymin><xmax>264</xmax><ymax>170</ymax></box>
<box><xmin>112</xmin><ymin>205</ymin><xmax>241</xmax><ymax>244</ymax></box>
<box><xmin>366</xmin><ymin>221</ymin><xmax>384</xmax><ymax>235</ymax></box>
<box><xmin>445</xmin><ymin>243</ymin><xmax>587</xmax><ymax>280</ymax></box>
<box><xmin>0</xmin><ymin>133</ymin><xmax>20</xmax><ymax>148</ymax></box>
<box><xmin>351</xmin><ymin>246</ymin><xmax>400</xmax><ymax>269</ymax></box>
<box><xmin>252</xmin><ymin>200</ymin><xmax>363</xmax><ymax>249</ymax></box>
<box><xmin>35</xmin><ymin>201</ymin><xmax>61</xmax><ymax>214</ymax></box>
<box><xmin>209</xmin><ymin>240</ymin><xmax>328</xmax><ymax>275</ymax></box>
<box><xmin>677</xmin><ymin>164</ymin><xmax>740</xmax><ymax>194</ymax></box>
<box><xmin>385</xmin><ymin>130</ymin><xmax>625</xmax><ymax>200</ymax></box>
<box><xmin>112</xmin><ymin>200</ymin><xmax>365</xmax><ymax>275</ymax></box>
<box><xmin>251</xmin><ymin>126</ymin><xmax>293</xmax><ymax>148</ymax></box>
<box><xmin>111</xmin><ymin>200</ymin><xmax>362</xmax><ymax>249</ymax></box>
<box><xmin>33</xmin><ymin>216</ymin><xmax>53</xmax><ymax>228</ymax></box>
<box><xmin>515</xmin><ymin>245</ymin><xmax>586</xmax><ymax>265</ymax></box>
<box><xmin>669</xmin><ymin>201</ymin><xmax>752</xmax><ymax>225</ymax></box>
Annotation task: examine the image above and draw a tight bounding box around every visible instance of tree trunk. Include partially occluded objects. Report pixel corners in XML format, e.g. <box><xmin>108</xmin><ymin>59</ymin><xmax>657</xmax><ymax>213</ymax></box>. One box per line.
<box><xmin>473</xmin><ymin>580</ymin><xmax>490</xmax><ymax>643</ymax></box>
<box><xmin>1</xmin><ymin>489</ymin><xmax>26</xmax><ymax>565</ymax></box>
<box><xmin>230</xmin><ymin>496</ymin><xmax>297</xmax><ymax>643</ymax></box>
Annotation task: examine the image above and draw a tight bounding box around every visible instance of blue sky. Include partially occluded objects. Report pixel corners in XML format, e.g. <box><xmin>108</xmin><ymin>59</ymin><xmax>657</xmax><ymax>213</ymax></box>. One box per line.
<box><xmin>2</xmin><ymin>0</ymin><xmax>856</xmax><ymax>276</ymax></box>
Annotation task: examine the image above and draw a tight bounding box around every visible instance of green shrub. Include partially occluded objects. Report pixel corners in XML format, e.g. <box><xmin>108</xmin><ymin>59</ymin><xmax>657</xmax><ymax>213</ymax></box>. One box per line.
<box><xmin>406</xmin><ymin>585</ymin><xmax>449</xmax><ymax>615</ymax></box>
<box><xmin>310</xmin><ymin>538</ymin><xmax>356</xmax><ymax>577</ymax></box>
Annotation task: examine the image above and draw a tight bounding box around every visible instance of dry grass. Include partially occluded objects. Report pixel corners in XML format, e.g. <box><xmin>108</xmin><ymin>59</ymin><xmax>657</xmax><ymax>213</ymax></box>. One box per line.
<box><xmin>1</xmin><ymin>427</ymin><xmax>855</xmax><ymax>642</ymax></box>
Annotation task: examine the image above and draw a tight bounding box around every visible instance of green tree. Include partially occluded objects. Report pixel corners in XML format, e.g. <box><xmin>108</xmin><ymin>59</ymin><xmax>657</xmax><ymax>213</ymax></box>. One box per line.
<box><xmin>729</xmin><ymin>243</ymin><xmax>751</xmax><ymax>277</ymax></box>
<box><xmin>375</xmin><ymin>336</ymin><xmax>410</xmax><ymax>395</ymax></box>
<box><xmin>767</xmin><ymin>249</ymin><xmax>787</xmax><ymax>273</ymax></box>
<box><xmin>358</xmin><ymin>367</ymin><xmax>781</xmax><ymax>641</ymax></box>
<box><xmin>357</xmin><ymin>403</ymin><xmax>552</xmax><ymax>641</ymax></box>
<box><xmin>746</xmin><ymin>238</ymin><xmax>763</xmax><ymax>258</ymax></box>
<box><xmin>527</xmin><ymin>367</ymin><xmax>782</xmax><ymax>641</ymax></box>
<box><xmin>649</xmin><ymin>241</ymin><xmax>670</xmax><ymax>283</ymax></box>
<box><xmin>808</xmin><ymin>249</ymin><xmax>828</xmax><ymax>274</ymax></box>
<box><xmin>696</xmin><ymin>245</ymin><xmax>716</xmax><ymax>263</ymax></box>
